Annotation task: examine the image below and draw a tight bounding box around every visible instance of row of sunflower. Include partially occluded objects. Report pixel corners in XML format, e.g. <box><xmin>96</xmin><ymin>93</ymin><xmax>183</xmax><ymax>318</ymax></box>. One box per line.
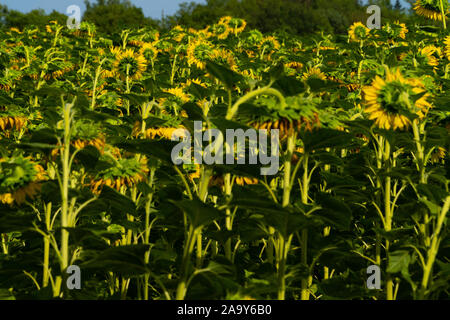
<box><xmin>0</xmin><ymin>2</ymin><xmax>449</xmax><ymax>300</ymax></box>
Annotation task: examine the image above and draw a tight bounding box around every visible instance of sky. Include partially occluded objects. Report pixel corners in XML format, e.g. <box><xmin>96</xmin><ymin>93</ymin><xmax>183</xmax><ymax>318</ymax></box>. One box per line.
<box><xmin>1</xmin><ymin>0</ymin><xmax>411</xmax><ymax>19</ymax></box>
<box><xmin>1</xmin><ymin>0</ymin><xmax>206</xmax><ymax>19</ymax></box>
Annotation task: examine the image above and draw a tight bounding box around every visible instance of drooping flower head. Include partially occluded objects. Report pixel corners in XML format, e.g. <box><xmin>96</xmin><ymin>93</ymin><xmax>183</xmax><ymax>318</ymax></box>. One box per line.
<box><xmin>0</xmin><ymin>157</ymin><xmax>46</xmax><ymax>205</ymax></box>
<box><xmin>187</xmin><ymin>39</ymin><xmax>214</xmax><ymax>70</ymax></box>
<box><xmin>414</xmin><ymin>0</ymin><xmax>449</xmax><ymax>21</ymax></box>
<box><xmin>90</xmin><ymin>157</ymin><xmax>148</xmax><ymax>194</ymax></box>
<box><xmin>348</xmin><ymin>22</ymin><xmax>370</xmax><ymax>42</ymax></box>
<box><xmin>363</xmin><ymin>68</ymin><xmax>432</xmax><ymax>130</ymax></box>
<box><xmin>139</xmin><ymin>42</ymin><xmax>158</xmax><ymax>62</ymax></box>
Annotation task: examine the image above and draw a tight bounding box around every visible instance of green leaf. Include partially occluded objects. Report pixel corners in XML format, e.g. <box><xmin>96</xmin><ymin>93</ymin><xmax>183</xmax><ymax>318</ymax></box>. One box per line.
<box><xmin>315</xmin><ymin>193</ymin><xmax>352</xmax><ymax>230</ymax></box>
<box><xmin>75</xmin><ymin>145</ymin><xmax>100</xmax><ymax>170</ymax></box>
<box><xmin>205</xmin><ymin>60</ymin><xmax>243</xmax><ymax>90</ymax></box>
<box><xmin>115</xmin><ymin>139</ymin><xmax>178</xmax><ymax>164</ymax></box>
<box><xmin>387</xmin><ymin>250</ymin><xmax>411</xmax><ymax>274</ymax></box>
<box><xmin>300</xmin><ymin>128</ymin><xmax>355</xmax><ymax>152</ymax></box>
<box><xmin>171</xmin><ymin>197</ymin><xmax>222</xmax><ymax>229</ymax></box>
<box><xmin>80</xmin><ymin>244</ymin><xmax>150</xmax><ymax>277</ymax></box>
<box><xmin>99</xmin><ymin>186</ymin><xmax>136</xmax><ymax>216</ymax></box>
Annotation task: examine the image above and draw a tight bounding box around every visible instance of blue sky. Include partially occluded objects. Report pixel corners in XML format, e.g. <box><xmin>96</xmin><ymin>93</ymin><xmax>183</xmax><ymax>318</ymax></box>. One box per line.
<box><xmin>1</xmin><ymin>0</ymin><xmax>206</xmax><ymax>19</ymax></box>
<box><xmin>1</xmin><ymin>0</ymin><xmax>410</xmax><ymax>19</ymax></box>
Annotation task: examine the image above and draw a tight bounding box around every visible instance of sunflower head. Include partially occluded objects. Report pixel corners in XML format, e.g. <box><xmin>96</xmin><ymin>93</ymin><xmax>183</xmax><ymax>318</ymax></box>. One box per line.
<box><xmin>363</xmin><ymin>68</ymin><xmax>432</xmax><ymax>130</ymax></box>
<box><xmin>302</xmin><ymin>67</ymin><xmax>327</xmax><ymax>81</ymax></box>
<box><xmin>187</xmin><ymin>40</ymin><xmax>214</xmax><ymax>70</ymax></box>
<box><xmin>0</xmin><ymin>157</ymin><xmax>46</xmax><ymax>205</ymax></box>
<box><xmin>139</xmin><ymin>42</ymin><xmax>158</xmax><ymax>62</ymax></box>
<box><xmin>163</xmin><ymin>87</ymin><xmax>191</xmax><ymax>103</ymax></box>
<box><xmin>259</xmin><ymin>36</ymin><xmax>280</xmax><ymax>52</ymax></box>
<box><xmin>113</xmin><ymin>48</ymin><xmax>147</xmax><ymax>80</ymax></box>
<box><xmin>348</xmin><ymin>22</ymin><xmax>370</xmax><ymax>42</ymax></box>
<box><xmin>90</xmin><ymin>157</ymin><xmax>148</xmax><ymax>194</ymax></box>
<box><xmin>430</xmin><ymin>147</ymin><xmax>446</xmax><ymax>163</ymax></box>
<box><xmin>227</xmin><ymin>18</ymin><xmax>247</xmax><ymax>34</ymax></box>
<box><xmin>444</xmin><ymin>36</ymin><xmax>450</xmax><ymax>60</ymax></box>
<box><xmin>382</xmin><ymin>21</ymin><xmax>408</xmax><ymax>40</ymax></box>
<box><xmin>399</xmin><ymin>45</ymin><xmax>440</xmax><ymax>69</ymax></box>
<box><xmin>210</xmin><ymin>48</ymin><xmax>238</xmax><ymax>71</ymax></box>
<box><xmin>414</xmin><ymin>0</ymin><xmax>449</xmax><ymax>21</ymax></box>
<box><xmin>211</xmin><ymin>21</ymin><xmax>231</xmax><ymax>40</ymax></box>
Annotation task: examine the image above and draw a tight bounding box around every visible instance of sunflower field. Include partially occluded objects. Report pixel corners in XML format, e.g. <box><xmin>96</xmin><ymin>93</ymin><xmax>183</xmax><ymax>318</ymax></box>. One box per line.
<box><xmin>0</xmin><ymin>4</ymin><xmax>449</xmax><ymax>301</ymax></box>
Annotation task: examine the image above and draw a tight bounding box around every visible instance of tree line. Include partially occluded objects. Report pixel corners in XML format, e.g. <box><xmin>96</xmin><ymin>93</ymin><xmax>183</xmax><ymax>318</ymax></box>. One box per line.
<box><xmin>0</xmin><ymin>0</ymin><xmax>429</xmax><ymax>35</ymax></box>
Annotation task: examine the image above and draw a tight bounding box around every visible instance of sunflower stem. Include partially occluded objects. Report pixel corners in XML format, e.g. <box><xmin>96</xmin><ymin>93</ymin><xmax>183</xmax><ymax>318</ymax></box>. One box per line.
<box><xmin>439</xmin><ymin>0</ymin><xmax>447</xmax><ymax>29</ymax></box>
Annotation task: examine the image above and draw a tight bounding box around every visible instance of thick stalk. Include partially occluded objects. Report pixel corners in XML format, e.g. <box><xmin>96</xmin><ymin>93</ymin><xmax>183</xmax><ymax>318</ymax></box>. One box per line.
<box><xmin>439</xmin><ymin>0</ymin><xmax>447</xmax><ymax>29</ymax></box>
<box><xmin>300</xmin><ymin>153</ymin><xmax>311</xmax><ymax>300</ymax></box>
<box><xmin>196</xmin><ymin>167</ymin><xmax>212</xmax><ymax>268</ymax></box>
<box><xmin>43</xmin><ymin>202</ymin><xmax>52</xmax><ymax>288</ymax></box>
<box><xmin>419</xmin><ymin>196</ymin><xmax>450</xmax><ymax>299</ymax></box>
<box><xmin>224</xmin><ymin>173</ymin><xmax>232</xmax><ymax>260</ymax></box>
<box><xmin>1</xmin><ymin>234</ymin><xmax>8</xmax><ymax>255</ymax></box>
<box><xmin>176</xmin><ymin>226</ymin><xmax>198</xmax><ymax>300</ymax></box>
<box><xmin>143</xmin><ymin>168</ymin><xmax>155</xmax><ymax>300</ymax></box>
<box><xmin>383</xmin><ymin>139</ymin><xmax>394</xmax><ymax>300</ymax></box>
<box><xmin>277</xmin><ymin>134</ymin><xmax>295</xmax><ymax>300</ymax></box>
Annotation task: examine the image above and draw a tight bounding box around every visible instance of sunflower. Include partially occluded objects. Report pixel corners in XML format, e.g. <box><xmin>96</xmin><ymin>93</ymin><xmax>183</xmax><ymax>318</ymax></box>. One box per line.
<box><xmin>399</xmin><ymin>45</ymin><xmax>440</xmax><ymax>69</ymax></box>
<box><xmin>188</xmin><ymin>164</ymin><xmax>201</xmax><ymax>180</ymax></box>
<box><xmin>302</xmin><ymin>67</ymin><xmax>327</xmax><ymax>81</ymax></box>
<box><xmin>430</xmin><ymin>146</ymin><xmax>446</xmax><ymax>163</ymax></box>
<box><xmin>113</xmin><ymin>48</ymin><xmax>147</xmax><ymax>81</ymax></box>
<box><xmin>0</xmin><ymin>157</ymin><xmax>46</xmax><ymax>205</ymax></box>
<box><xmin>183</xmin><ymin>78</ymin><xmax>208</xmax><ymax>88</ymax></box>
<box><xmin>196</xmin><ymin>26</ymin><xmax>213</xmax><ymax>39</ymax></box>
<box><xmin>0</xmin><ymin>116</ymin><xmax>27</xmax><ymax>132</ymax></box>
<box><xmin>291</xmin><ymin>147</ymin><xmax>305</xmax><ymax>164</ymax></box>
<box><xmin>163</xmin><ymin>87</ymin><xmax>191</xmax><ymax>103</ymax></box>
<box><xmin>211</xmin><ymin>21</ymin><xmax>231</xmax><ymax>40</ymax></box>
<box><xmin>210</xmin><ymin>48</ymin><xmax>238</xmax><ymax>71</ymax></box>
<box><xmin>382</xmin><ymin>21</ymin><xmax>409</xmax><ymax>41</ymax></box>
<box><xmin>9</xmin><ymin>27</ymin><xmax>22</xmax><ymax>34</ymax></box>
<box><xmin>419</xmin><ymin>45</ymin><xmax>440</xmax><ymax>68</ymax></box>
<box><xmin>72</xmin><ymin>136</ymin><xmax>106</xmax><ymax>153</ymax></box>
<box><xmin>139</xmin><ymin>42</ymin><xmax>158</xmax><ymax>62</ymax></box>
<box><xmin>348</xmin><ymin>22</ymin><xmax>370</xmax><ymax>42</ymax></box>
<box><xmin>259</xmin><ymin>36</ymin><xmax>281</xmax><ymax>52</ymax></box>
<box><xmin>235</xmin><ymin>176</ymin><xmax>258</xmax><ymax>186</ymax></box>
<box><xmin>284</xmin><ymin>61</ymin><xmax>304</xmax><ymax>75</ymax></box>
<box><xmin>90</xmin><ymin>157</ymin><xmax>148</xmax><ymax>194</ymax></box>
<box><xmin>250</xmin><ymin>115</ymin><xmax>320</xmax><ymax>140</ymax></box>
<box><xmin>363</xmin><ymin>68</ymin><xmax>432</xmax><ymax>130</ymax></box>
<box><xmin>394</xmin><ymin>21</ymin><xmax>408</xmax><ymax>39</ymax></box>
<box><xmin>170</xmin><ymin>25</ymin><xmax>186</xmax><ymax>42</ymax></box>
<box><xmin>43</xmin><ymin>63</ymin><xmax>75</xmax><ymax>81</ymax></box>
<box><xmin>187</xmin><ymin>39</ymin><xmax>214</xmax><ymax>70</ymax></box>
<box><xmin>414</xmin><ymin>0</ymin><xmax>449</xmax><ymax>21</ymax></box>
<box><xmin>227</xmin><ymin>18</ymin><xmax>247</xmax><ymax>34</ymax></box>
<box><xmin>133</xmin><ymin>121</ymin><xmax>187</xmax><ymax>140</ymax></box>
<box><xmin>444</xmin><ymin>36</ymin><xmax>450</xmax><ymax>60</ymax></box>
<box><xmin>0</xmin><ymin>84</ymin><xmax>11</xmax><ymax>91</ymax></box>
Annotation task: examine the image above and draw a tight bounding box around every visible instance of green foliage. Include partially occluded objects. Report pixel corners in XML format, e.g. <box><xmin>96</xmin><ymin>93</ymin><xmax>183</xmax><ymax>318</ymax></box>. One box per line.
<box><xmin>83</xmin><ymin>0</ymin><xmax>159</xmax><ymax>34</ymax></box>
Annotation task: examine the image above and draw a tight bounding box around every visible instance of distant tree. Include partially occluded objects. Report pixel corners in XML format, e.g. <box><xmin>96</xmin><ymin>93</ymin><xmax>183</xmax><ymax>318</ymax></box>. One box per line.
<box><xmin>0</xmin><ymin>8</ymin><xmax>67</xmax><ymax>29</ymax></box>
<box><xmin>0</xmin><ymin>5</ymin><xmax>7</xmax><ymax>25</ymax></box>
<box><xmin>168</xmin><ymin>0</ymin><xmax>371</xmax><ymax>34</ymax></box>
<box><xmin>83</xmin><ymin>0</ymin><xmax>159</xmax><ymax>34</ymax></box>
